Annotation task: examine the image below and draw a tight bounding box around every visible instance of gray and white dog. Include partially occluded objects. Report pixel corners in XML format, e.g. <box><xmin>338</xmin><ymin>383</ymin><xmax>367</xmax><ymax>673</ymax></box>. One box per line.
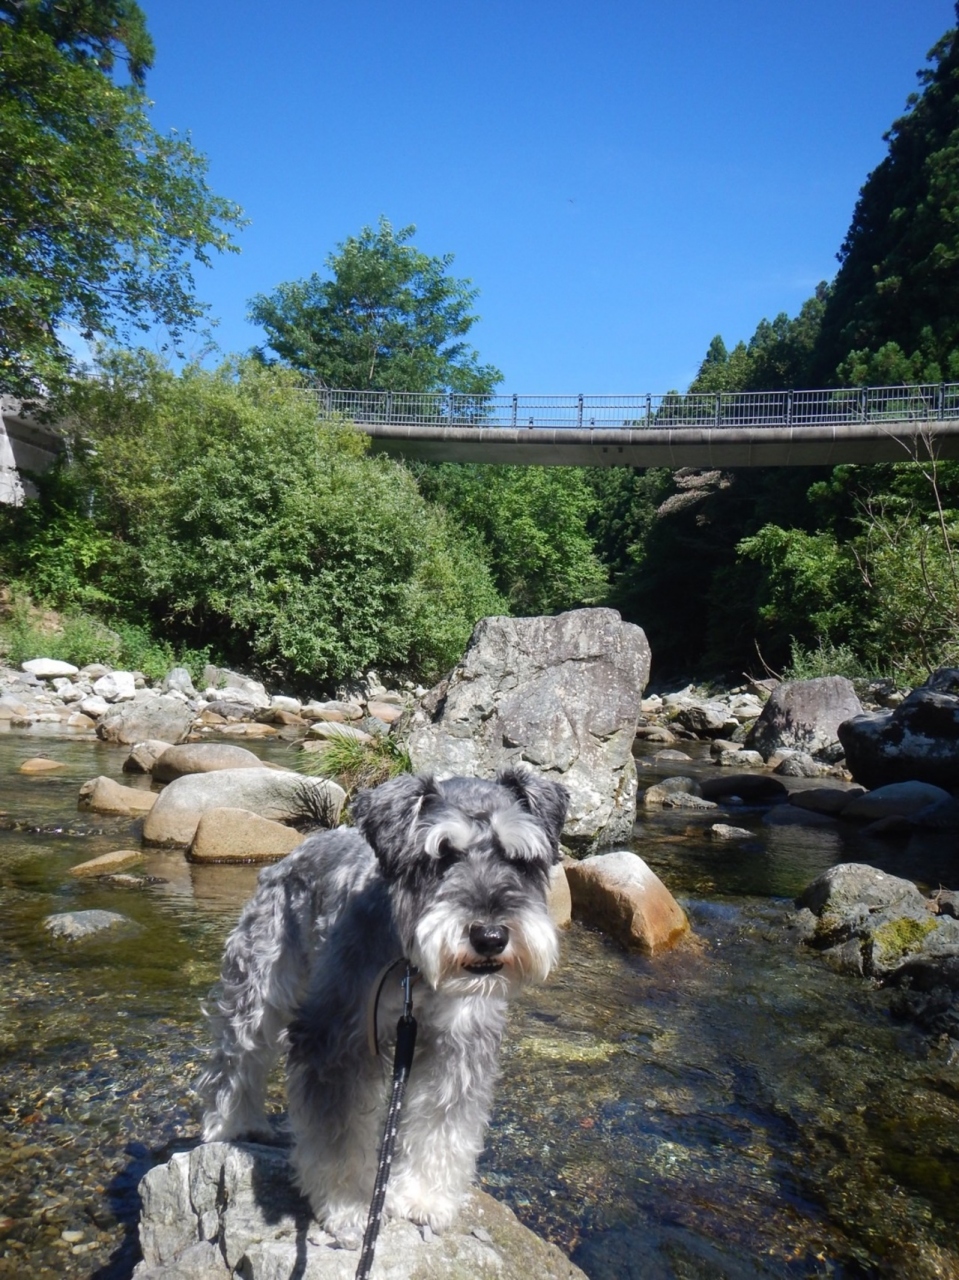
<box><xmin>199</xmin><ymin>766</ymin><xmax>568</xmax><ymax>1239</ymax></box>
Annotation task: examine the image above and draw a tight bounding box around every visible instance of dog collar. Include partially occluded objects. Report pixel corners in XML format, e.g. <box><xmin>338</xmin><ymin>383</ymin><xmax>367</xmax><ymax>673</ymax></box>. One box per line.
<box><xmin>366</xmin><ymin>958</ymin><xmax>419</xmax><ymax>1058</ymax></box>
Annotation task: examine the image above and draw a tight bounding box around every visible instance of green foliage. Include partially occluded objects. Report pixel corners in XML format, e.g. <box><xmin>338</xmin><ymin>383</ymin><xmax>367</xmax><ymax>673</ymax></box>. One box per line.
<box><xmin>0</xmin><ymin>0</ymin><xmax>243</xmax><ymax>396</ymax></box>
<box><xmin>414</xmin><ymin>463</ymin><xmax>607</xmax><ymax>615</ymax></box>
<box><xmin>18</xmin><ymin>352</ymin><xmax>504</xmax><ymax>688</ymax></box>
<box><xmin>782</xmin><ymin>638</ymin><xmax>878</xmax><ymax>683</ymax></box>
<box><xmin>250</xmin><ymin>218</ymin><xmax>501</xmax><ymax>395</ymax></box>
<box><xmin>301</xmin><ymin>734</ymin><xmax>411</xmax><ymax>801</ymax></box>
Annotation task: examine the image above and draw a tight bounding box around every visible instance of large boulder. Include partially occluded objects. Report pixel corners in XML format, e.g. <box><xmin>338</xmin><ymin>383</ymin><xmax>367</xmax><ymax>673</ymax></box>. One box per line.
<box><xmin>96</xmin><ymin>693</ymin><xmax>194</xmax><ymax>747</ymax></box>
<box><xmin>188</xmin><ymin>808</ymin><xmax>304</xmax><ymax>864</ymax></box>
<box><xmin>564</xmin><ymin>850</ymin><xmax>689</xmax><ymax>954</ymax></box>
<box><xmin>152</xmin><ymin>743</ymin><xmax>267</xmax><ymax>783</ymax></box>
<box><xmin>403</xmin><ymin>609</ymin><xmax>650</xmax><ymax>854</ymax></box>
<box><xmin>133</xmin><ymin>1142</ymin><xmax>586</xmax><ymax>1280</ymax></box>
<box><xmin>838</xmin><ymin>668</ymin><xmax>959</xmax><ymax>790</ymax></box>
<box><xmin>142</xmin><ymin>768</ymin><xmax>345</xmax><ymax>847</ymax></box>
<box><xmin>746</xmin><ymin>676</ymin><xmax>863</xmax><ymax>761</ymax></box>
<box><xmin>78</xmin><ymin>775</ymin><xmax>158</xmax><ymax>816</ymax></box>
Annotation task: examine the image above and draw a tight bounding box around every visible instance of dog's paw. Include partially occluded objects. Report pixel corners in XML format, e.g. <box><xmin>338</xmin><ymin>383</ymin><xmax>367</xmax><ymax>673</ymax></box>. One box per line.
<box><xmin>386</xmin><ymin>1184</ymin><xmax>461</xmax><ymax>1233</ymax></box>
<box><xmin>319</xmin><ymin>1204</ymin><xmax>367</xmax><ymax>1250</ymax></box>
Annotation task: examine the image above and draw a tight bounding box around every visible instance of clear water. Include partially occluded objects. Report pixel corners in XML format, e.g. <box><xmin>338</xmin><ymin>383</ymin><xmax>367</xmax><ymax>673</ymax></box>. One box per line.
<box><xmin>1</xmin><ymin>732</ymin><xmax>958</xmax><ymax>1279</ymax></box>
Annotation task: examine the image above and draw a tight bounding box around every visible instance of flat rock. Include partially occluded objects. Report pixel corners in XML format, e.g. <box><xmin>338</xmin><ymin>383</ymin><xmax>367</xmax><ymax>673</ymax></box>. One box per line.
<box><xmin>661</xmin><ymin>792</ymin><xmax>718</xmax><ymax>811</ymax></box>
<box><xmin>788</xmin><ymin>786</ymin><xmax>866</xmax><ymax>816</ymax></box>
<box><xmin>44</xmin><ymin>909</ymin><xmax>131</xmax><ymax>940</ymax></box>
<box><xmin>366</xmin><ymin>699</ymin><xmax>403</xmax><ymax>724</ymax></box>
<box><xmin>21</xmin><ymin>658</ymin><xmax>78</xmax><ymax>679</ymax></box>
<box><xmin>699</xmin><ymin>775</ymin><xmax>787</xmax><ymax>804</ymax></box>
<box><xmin>143</xmin><ymin>768</ymin><xmax>345</xmax><ymax>848</ymax></box>
<box><xmin>565</xmin><ymin>850</ymin><xmax>689</xmax><ymax>954</ymax></box>
<box><xmin>152</xmin><ymin>743</ymin><xmax>265</xmax><ymax>783</ymax></box>
<box><xmin>840</xmin><ymin>781</ymin><xmax>953</xmax><ymax>822</ymax></box>
<box><xmin>707</xmin><ymin>823</ymin><xmax>755</xmax><ymax>841</ymax></box>
<box><xmin>69</xmin><ymin>849</ymin><xmax>145</xmax><ymax>877</ymax></box>
<box><xmin>17</xmin><ymin>756</ymin><xmax>67</xmax><ymax>774</ymax></box>
<box><xmin>188</xmin><ymin>808</ymin><xmax>303</xmax><ymax>864</ymax></box>
<box><xmin>306</xmin><ymin>722</ymin><xmax>373</xmax><ymax>745</ymax></box>
<box><xmin>301</xmin><ymin>700</ymin><xmax>364</xmax><ymax>722</ymax></box>
<box><xmin>133</xmin><ymin>1142</ymin><xmax>586</xmax><ymax>1280</ymax></box>
<box><xmin>78</xmin><ymin>775</ymin><xmax>158</xmax><ymax>816</ymax></box>
<box><xmin>97</xmin><ymin>693</ymin><xmax>194</xmax><ymax>747</ymax></box>
<box><xmin>215</xmin><ymin>723</ymin><xmax>279</xmax><ymax>739</ymax></box>
<box><xmin>642</xmin><ymin>776</ymin><xmax>699</xmax><ymax>806</ymax></box>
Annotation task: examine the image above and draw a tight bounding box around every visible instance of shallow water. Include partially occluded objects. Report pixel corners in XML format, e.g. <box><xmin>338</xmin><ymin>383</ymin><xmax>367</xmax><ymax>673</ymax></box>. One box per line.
<box><xmin>1</xmin><ymin>734</ymin><xmax>958</xmax><ymax>1279</ymax></box>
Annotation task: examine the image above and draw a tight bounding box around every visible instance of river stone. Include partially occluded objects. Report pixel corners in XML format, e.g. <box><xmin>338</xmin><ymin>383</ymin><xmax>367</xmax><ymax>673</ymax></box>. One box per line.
<box><xmin>69</xmin><ymin>849</ymin><xmax>145</xmax><ymax>877</ymax></box>
<box><xmin>773</xmin><ymin>752</ymin><xmax>827</xmax><ymax>778</ymax></box>
<box><xmin>96</xmin><ymin>693</ymin><xmax>194</xmax><ymax>746</ymax></box>
<box><xmin>301</xmin><ymin>700</ymin><xmax>364</xmax><ymax>722</ymax></box>
<box><xmin>662</xmin><ymin>792</ymin><xmax>717</xmax><ymax>811</ymax></box>
<box><xmin>123</xmin><ymin>740</ymin><xmax>179</xmax><ymax>774</ymax></box>
<box><xmin>673</xmin><ymin>702</ymin><xmax>734</xmax><ymax>738</ymax></box>
<box><xmin>306</xmin><ymin>721</ymin><xmax>373</xmax><ymax>745</ymax></box>
<box><xmin>838</xmin><ymin>667</ymin><xmax>959</xmax><ymax>790</ymax></box>
<box><xmin>642</xmin><ymin>776</ymin><xmax>700</xmax><ymax>806</ymax></box>
<box><xmin>142</xmin><ymin>768</ymin><xmax>345</xmax><ymax>847</ymax></box>
<box><xmin>402</xmin><ymin>609</ymin><xmax>650</xmax><ymax>855</ymax></box>
<box><xmin>79</xmin><ymin>694</ymin><xmax>111</xmax><ymax>720</ymax></box>
<box><xmin>162</xmin><ymin>667</ymin><xmax>198</xmax><ymax>698</ymax></box>
<box><xmin>188</xmin><ymin>808</ymin><xmax>303</xmax><ymax>864</ymax></box>
<box><xmin>840</xmin><ymin>781</ymin><xmax>953</xmax><ymax>822</ymax></box>
<box><xmin>17</xmin><ymin>756</ymin><xmax>66</xmax><ymax>773</ymax></box>
<box><xmin>746</xmin><ymin>676</ymin><xmax>863</xmax><ymax>761</ymax></box>
<box><xmin>634</xmin><ymin>725</ymin><xmax>676</xmax><ymax>743</ymax></box>
<box><xmin>762</xmin><ymin>805</ymin><xmax>836</xmax><ymax>828</ymax></box>
<box><xmin>547</xmin><ymin>864</ymin><xmax>572</xmax><ymax>927</ymax></box>
<box><xmin>788</xmin><ymin>786</ymin><xmax>866</xmax><ymax>816</ymax></box>
<box><xmin>797</xmin><ymin>863</ymin><xmax>927</xmax><ymax>920</ymax></box>
<box><xmin>78</xmin><ymin>775</ymin><xmax>158</xmax><ymax>816</ymax></box>
<box><xmin>133</xmin><ymin>1142</ymin><xmax>587</xmax><ymax>1280</ymax></box>
<box><xmin>366</xmin><ymin>699</ymin><xmax>403</xmax><ymax>724</ymax></box>
<box><xmin>93</xmin><ymin>670</ymin><xmax>137</xmax><ymax>702</ymax></box>
<box><xmin>565</xmin><ymin>850</ymin><xmax>689</xmax><ymax>954</ymax></box>
<box><xmin>152</xmin><ymin>743</ymin><xmax>265</xmax><ymax>783</ymax></box>
<box><xmin>699</xmin><ymin>775</ymin><xmax>787</xmax><ymax>804</ymax></box>
<box><xmin>707</xmin><ymin>823</ymin><xmax>755</xmax><ymax>841</ymax></box>
<box><xmin>202</xmin><ymin>699</ymin><xmax>255</xmax><ymax>721</ymax></box>
<box><xmin>21</xmin><ymin>658</ymin><xmax>78</xmax><ymax>679</ymax></box>
<box><xmin>44</xmin><ymin>909</ymin><xmax>131</xmax><ymax>940</ymax></box>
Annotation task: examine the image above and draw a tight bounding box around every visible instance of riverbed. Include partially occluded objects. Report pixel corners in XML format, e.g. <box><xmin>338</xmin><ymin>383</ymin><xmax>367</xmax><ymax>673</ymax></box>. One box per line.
<box><xmin>1</xmin><ymin>732</ymin><xmax>958</xmax><ymax>1279</ymax></box>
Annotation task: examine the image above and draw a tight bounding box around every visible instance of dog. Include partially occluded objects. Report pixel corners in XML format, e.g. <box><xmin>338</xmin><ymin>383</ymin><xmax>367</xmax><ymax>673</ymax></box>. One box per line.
<box><xmin>199</xmin><ymin>766</ymin><xmax>569</xmax><ymax>1240</ymax></box>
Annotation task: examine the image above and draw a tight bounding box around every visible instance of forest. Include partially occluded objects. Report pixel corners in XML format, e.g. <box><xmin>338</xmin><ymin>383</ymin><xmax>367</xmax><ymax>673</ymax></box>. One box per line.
<box><xmin>3</xmin><ymin>1</ymin><xmax>959</xmax><ymax>691</ymax></box>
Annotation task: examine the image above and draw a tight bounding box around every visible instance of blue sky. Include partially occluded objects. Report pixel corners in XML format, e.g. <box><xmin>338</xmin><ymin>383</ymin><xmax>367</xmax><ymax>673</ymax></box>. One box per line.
<box><xmin>138</xmin><ymin>0</ymin><xmax>956</xmax><ymax>393</ymax></box>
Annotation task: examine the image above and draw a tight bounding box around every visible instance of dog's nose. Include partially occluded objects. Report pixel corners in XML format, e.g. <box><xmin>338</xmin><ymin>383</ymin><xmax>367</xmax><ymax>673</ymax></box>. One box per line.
<box><xmin>469</xmin><ymin>923</ymin><xmax>509</xmax><ymax>956</ymax></box>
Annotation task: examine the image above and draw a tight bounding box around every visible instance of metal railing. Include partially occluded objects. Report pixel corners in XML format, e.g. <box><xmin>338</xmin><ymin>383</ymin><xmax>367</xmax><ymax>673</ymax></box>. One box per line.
<box><xmin>312</xmin><ymin>383</ymin><xmax>959</xmax><ymax>431</ymax></box>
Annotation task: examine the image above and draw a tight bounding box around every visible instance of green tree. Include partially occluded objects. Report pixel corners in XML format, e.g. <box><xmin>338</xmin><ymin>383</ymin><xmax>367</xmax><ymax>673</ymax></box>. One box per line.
<box><xmin>249</xmin><ymin>218</ymin><xmax>502</xmax><ymax>394</ymax></box>
<box><xmin>0</xmin><ymin>0</ymin><xmax>243</xmax><ymax>396</ymax></box>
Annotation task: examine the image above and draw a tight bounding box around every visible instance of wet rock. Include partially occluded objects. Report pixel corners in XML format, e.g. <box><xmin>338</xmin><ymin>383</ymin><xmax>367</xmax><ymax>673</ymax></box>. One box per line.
<box><xmin>634</xmin><ymin>725</ymin><xmax>676</xmax><ymax>743</ymax></box>
<box><xmin>143</xmin><ymin>769</ymin><xmax>345</xmax><ymax>848</ymax></box>
<box><xmin>840</xmin><ymin>781</ymin><xmax>953</xmax><ymax>822</ymax></box>
<box><xmin>746</xmin><ymin>676</ymin><xmax>863</xmax><ymax>761</ymax></box>
<box><xmin>44</xmin><ymin>909</ymin><xmax>132</xmax><ymax>940</ymax></box>
<box><xmin>133</xmin><ymin>1142</ymin><xmax>587</xmax><ymax>1280</ymax></box>
<box><xmin>642</xmin><ymin>776</ymin><xmax>700</xmax><ymax>806</ymax></box>
<box><xmin>763</xmin><ymin>805</ymin><xmax>836</xmax><ymax>828</ymax></box>
<box><xmin>21</xmin><ymin>658</ymin><xmax>78</xmax><ymax>679</ymax></box>
<box><xmin>839</xmin><ymin>668</ymin><xmax>959</xmax><ymax>790</ymax></box>
<box><xmin>565</xmin><ymin>850</ymin><xmax>689</xmax><ymax>954</ymax></box>
<box><xmin>17</xmin><ymin>756</ymin><xmax>66</xmax><ymax>774</ymax></box>
<box><xmin>707</xmin><ymin>824</ymin><xmax>755</xmax><ymax>841</ymax></box>
<box><xmin>96</xmin><ymin>694</ymin><xmax>194</xmax><ymax>747</ymax></box>
<box><xmin>69</xmin><ymin>849</ymin><xmax>145</xmax><ymax>877</ymax></box>
<box><xmin>547</xmin><ymin>863</ymin><xmax>572</xmax><ymax>927</ymax></box>
<box><xmin>123</xmin><ymin>740</ymin><xmax>179</xmax><ymax>774</ymax></box>
<box><xmin>788</xmin><ymin>786</ymin><xmax>866</xmax><ymax>816</ymax></box>
<box><xmin>699</xmin><ymin>775</ymin><xmax>788</xmax><ymax>805</ymax></box>
<box><xmin>403</xmin><ymin>608</ymin><xmax>650</xmax><ymax>854</ymax></box>
<box><xmin>152</xmin><ymin>743</ymin><xmax>266</xmax><ymax>783</ymax></box>
<box><xmin>661</xmin><ymin>792</ymin><xmax>718</xmax><ymax>811</ymax></box>
<box><xmin>651</xmin><ymin>749</ymin><xmax>692</xmax><ymax>763</ymax></box>
<box><xmin>188</xmin><ymin>808</ymin><xmax>303</xmax><ymax>864</ymax></box>
<box><xmin>78</xmin><ymin>775</ymin><xmax>157</xmax><ymax>816</ymax></box>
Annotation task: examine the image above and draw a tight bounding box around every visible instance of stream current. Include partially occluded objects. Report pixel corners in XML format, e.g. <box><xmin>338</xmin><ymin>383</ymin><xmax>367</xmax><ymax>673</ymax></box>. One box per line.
<box><xmin>1</xmin><ymin>732</ymin><xmax>958</xmax><ymax>1279</ymax></box>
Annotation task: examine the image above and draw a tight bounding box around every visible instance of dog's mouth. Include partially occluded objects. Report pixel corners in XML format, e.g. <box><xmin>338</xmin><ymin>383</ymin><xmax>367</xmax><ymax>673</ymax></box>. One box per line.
<box><xmin>462</xmin><ymin>960</ymin><xmax>505</xmax><ymax>974</ymax></box>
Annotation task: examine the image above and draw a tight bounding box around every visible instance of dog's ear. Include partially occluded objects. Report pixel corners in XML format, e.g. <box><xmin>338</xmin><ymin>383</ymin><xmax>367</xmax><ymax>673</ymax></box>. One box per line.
<box><xmin>496</xmin><ymin>766</ymin><xmax>569</xmax><ymax>862</ymax></box>
<box><xmin>352</xmin><ymin>773</ymin><xmax>440</xmax><ymax>877</ymax></box>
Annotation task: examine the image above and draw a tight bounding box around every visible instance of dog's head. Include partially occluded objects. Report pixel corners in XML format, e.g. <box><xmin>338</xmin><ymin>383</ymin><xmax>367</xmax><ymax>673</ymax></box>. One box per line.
<box><xmin>351</xmin><ymin>767</ymin><xmax>569</xmax><ymax>994</ymax></box>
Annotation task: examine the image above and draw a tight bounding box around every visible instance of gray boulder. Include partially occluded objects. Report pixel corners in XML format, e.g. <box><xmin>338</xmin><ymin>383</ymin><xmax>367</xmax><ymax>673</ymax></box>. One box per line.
<box><xmin>746</xmin><ymin>676</ymin><xmax>863</xmax><ymax>761</ymax></box>
<box><xmin>133</xmin><ymin>1142</ymin><xmax>586</xmax><ymax>1280</ymax></box>
<box><xmin>403</xmin><ymin>609</ymin><xmax>650</xmax><ymax>854</ymax></box>
<box><xmin>838</xmin><ymin>667</ymin><xmax>959</xmax><ymax>790</ymax></box>
<box><xmin>44</xmin><ymin>909</ymin><xmax>132</xmax><ymax>940</ymax></box>
<box><xmin>163</xmin><ymin>666</ymin><xmax>199</xmax><ymax>699</ymax></box>
<box><xmin>142</xmin><ymin>768</ymin><xmax>345</xmax><ymax>847</ymax></box>
<box><xmin>96</xmin><ymin>692</ymin><xmax>194</xmax><ymax>746</ymax></box>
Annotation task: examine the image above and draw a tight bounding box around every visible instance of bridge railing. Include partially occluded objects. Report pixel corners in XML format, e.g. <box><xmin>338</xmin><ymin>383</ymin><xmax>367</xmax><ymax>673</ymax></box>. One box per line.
<box><xmin>312</xmin><ymin>383</ymin><xmax>959</xmax><ymax>430</ymax></box>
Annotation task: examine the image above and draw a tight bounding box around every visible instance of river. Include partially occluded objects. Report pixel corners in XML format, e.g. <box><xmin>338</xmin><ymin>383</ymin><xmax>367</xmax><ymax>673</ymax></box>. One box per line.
<box><xmin>1</xmin><ymin>731</ymin><xmax>958</xmax><ymax>1279</ymax></box>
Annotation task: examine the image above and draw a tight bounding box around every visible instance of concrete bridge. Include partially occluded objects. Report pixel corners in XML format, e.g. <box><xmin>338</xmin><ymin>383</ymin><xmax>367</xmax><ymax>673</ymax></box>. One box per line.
<box><xmin>319</xmin><ymin>384</ymin><xmax>959</xmax><ymax>467</ymax></box>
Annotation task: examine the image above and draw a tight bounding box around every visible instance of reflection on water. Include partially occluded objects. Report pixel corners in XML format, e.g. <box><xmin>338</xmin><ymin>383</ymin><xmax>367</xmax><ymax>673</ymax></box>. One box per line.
<box><xmin>1</xmin><ymin>736</ymin><xmax>959</xmax><ymax>1278</ymax></box>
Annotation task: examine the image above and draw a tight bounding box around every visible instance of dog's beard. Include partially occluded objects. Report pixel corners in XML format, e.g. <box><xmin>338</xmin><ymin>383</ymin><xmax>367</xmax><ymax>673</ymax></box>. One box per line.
<box><xmin>410</xmin><ymin>902</ymin><xmax>559</xmax><ymax>994</ymax></box>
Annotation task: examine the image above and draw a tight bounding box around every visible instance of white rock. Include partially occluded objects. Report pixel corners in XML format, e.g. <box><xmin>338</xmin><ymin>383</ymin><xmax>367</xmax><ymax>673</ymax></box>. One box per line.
<box><xmin>270</xmin><ymin>695</ymin><xmax>302</xmax><ymax>714</ymax></box>
<box><xmin>94</xmin><ymin>671</ymin><xmax>137</xmax><ymax>702</ymax></box>
<box><xmin>21</xmin><ymin>658</ymin><xmax>78</xmax><ymax>679</ymax></box>
<box><xmin>78</xmin><ymin>695</ymin><xmax>111</xmax><ymax>719</ymax></box>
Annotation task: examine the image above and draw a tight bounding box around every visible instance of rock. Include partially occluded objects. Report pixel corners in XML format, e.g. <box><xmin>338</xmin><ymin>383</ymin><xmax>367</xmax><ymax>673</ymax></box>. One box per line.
<box><xmin>93</xmin><ymin>670</ymin><xmax>137</xmax><ymax>702</ymax></box>
<box><xmin>152</xmin><ymin>743</ymin><xmax>267</xmax><ymax>783</ymax></box>
<box><xmin>66</xmin><ymin>710</ymin><xmax>97</xmax><ymax>730</ymax></box>
<box><xmin>216</xmin><ymin>723</ymin><xmax>279</xmax><ymax>739</ymax></box>
<box><xmin>202</xmin><ymin>667</ymin><xmax>271</xmax><ymax>709</ymax></box>
<box><xmin>202</xmin><ymin>700</ymin><xmax>255</xmax><ymax>721</ymax></box>
<box><xmin>269</xmin><ymin>695</ymin><xmax>302</xmax><ymax>715</ymax></box>
<box><xmin>773</xmin><ymin>752</ymin><xmax>826</xmax><ymax>778</ymax></box>
<box><xmin>188</xmin><ymin>808</ymin><xmax>303</xmax><ymax>864</ymax></box>
<box><xmin>718</xmin><ymin>749</ymin><xmax>764</xmax><ymax>768</ymax></box>
<box><xmin>746</xmin><ymin>676</ymin><xmax>863</xmax><ymax>761</ymax></box>
<box><xmin>840</xmin><ymin>781</ymin><xmax>953</xmax><ymax>822</ymax></box>
<box><xmin>707</xmin><ymin>823</ymin><xmax>755</xmax><ymax>841</ymax></box>
<box><xmin>97</xmin><ymin>693</ymin><xmax>194</xmax><ymax>746</ymax></box>
<box><xmin>21</xmin><ymin>658</ymin><xmax>78</xmax><ymax>679</ymax></box>
<box><xmin>366</xmin><ymin>699</ymin><xmax>403</xmax><ymax>724</ymax></box>
<box><xmin>642</xmin><ymin>776</ymin><xmax>700</xmax><ymax>806</ymax></box>
<box><xmin>17</xmin><ymin>756</ymin><xmax>66</xmax><ymax>774</ymax></box>
<box><xmin>306</xmin><ymin>722</ymin><xmax>373</xmax><ymax>745</ymax></box>
<box><xmin>143</xmin><ymin>768</ymin><xmax>345</xmax><ymax>847</ymax></box>
<box><xmin>301</xmin><ymin>700</ymin><xmax>364</xmax><ymax>722</ymax></box>
<box><xmin>661</xmin><ymin>792</ymin><xmax>717</xmax><ymax>811</ymax></box>
<box><xmin>547</xmin><ymin>864</ymin><xmax>572</xmax><ymax>927</ymax></box>
<box><xmin>650</xmin><ymin>749</ymin><xmax>692</xmax><ymax>763</ymax></box>
<box><xmin>124</xmin><ymin>740</ymin><xmax>180</xmax><ymax>774</ymax></box>
<box><xmin>162</xmin><ymin>667</ymin><xmax>198</xmax><ymax>699</ymax></box>
<box><xmin>788</xmin><ymin>786</ymin><xmax>866</xmax><ymax>816</ymax></box>
<box><xmin>404</xmin><ymin>609</ymin><xmax>650</xmax><ymax>854</ymax></box>
<box><xmin>798</xmin><ymin>863</ymin><xmax>928</xmax><ymax>920</ymax></box>
<box><xmin>673</xmin><ymin>702</ymin><xmax>732</xmax><ymax>738</ymax></box>
<box><xmin>913</xmin><ymin>797</ymin><xmax>959</xmax><ymax>830</ymax></box>
<box><xmin>133</xmin><ymin>1142</ymin><xmax>586</xmax><ymax>1280</ymax></box>
<box><xmin>78</xmin><ymin>775</ymin><xmax>158</xmax><ymax>816</ymax></box>
<box><xmin>838</xmin><ymin>667</ymin><xmax>959</xmax><ymax>790</ymax></box>
<box><xmin>762</xmin><ymin>806</ymin><xmax>836</xmax><ymax>828</ymax></box>
<box><xmin>44</xmin><ymin>909</ymin><xmax>132</xmax><ymax>940</ymax></box>
<box><xmin>69</xmin><ymin>849</ymin><xmax>145</xmax><ymax>877</ymax></box>
<box><xmin>699</xmin><ymin>775</ymin><xmax>788</xmax><ymax>805</ymax></box>
<box><xmin>564</xmin><ymin>850</ymin><xmax>689</xmax><ymax>953</ymax></box>
<box><xmin>78</xmin><ymin>694</ymin><xmax>110</xmax><ymax>720</ymax></box>
<box><xmin>633</xmin><ymin>725</ymin><xmax>676</xmax><ymax>743</ymax></box>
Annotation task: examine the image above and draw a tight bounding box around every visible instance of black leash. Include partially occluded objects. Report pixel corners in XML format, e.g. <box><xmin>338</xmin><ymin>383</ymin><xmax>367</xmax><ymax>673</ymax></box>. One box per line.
<box><xmin>354</xmin><ymin>961</ymin><xmax>418</xmax><ymax>1280</ymax></box>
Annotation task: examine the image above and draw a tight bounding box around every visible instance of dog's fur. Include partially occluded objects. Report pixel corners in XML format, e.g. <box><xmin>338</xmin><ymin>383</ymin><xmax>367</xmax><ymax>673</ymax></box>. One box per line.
<box><xmin>199</xmin><ymin>766</ymin><xmax>568</xmax><ymax>1239</ymax></box>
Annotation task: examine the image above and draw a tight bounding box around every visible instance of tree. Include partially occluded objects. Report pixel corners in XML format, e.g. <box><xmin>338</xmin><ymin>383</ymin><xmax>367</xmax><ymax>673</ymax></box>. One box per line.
<box><xmin>0</xmin><ymin>0</ymin><xmax>244</xmax><ymax>396</ymax></box>
<box><xmin>249</xmin><ymin>218</ymin><xmax>502</xmax><ymax>394</ymax></box>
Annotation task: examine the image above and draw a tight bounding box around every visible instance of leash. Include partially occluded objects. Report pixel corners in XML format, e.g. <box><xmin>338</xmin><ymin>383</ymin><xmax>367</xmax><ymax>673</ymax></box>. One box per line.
<box><xmin>354</xmin><ymin>960</ymin><xmax>418</xmax><ymax>1280</ymax></box>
